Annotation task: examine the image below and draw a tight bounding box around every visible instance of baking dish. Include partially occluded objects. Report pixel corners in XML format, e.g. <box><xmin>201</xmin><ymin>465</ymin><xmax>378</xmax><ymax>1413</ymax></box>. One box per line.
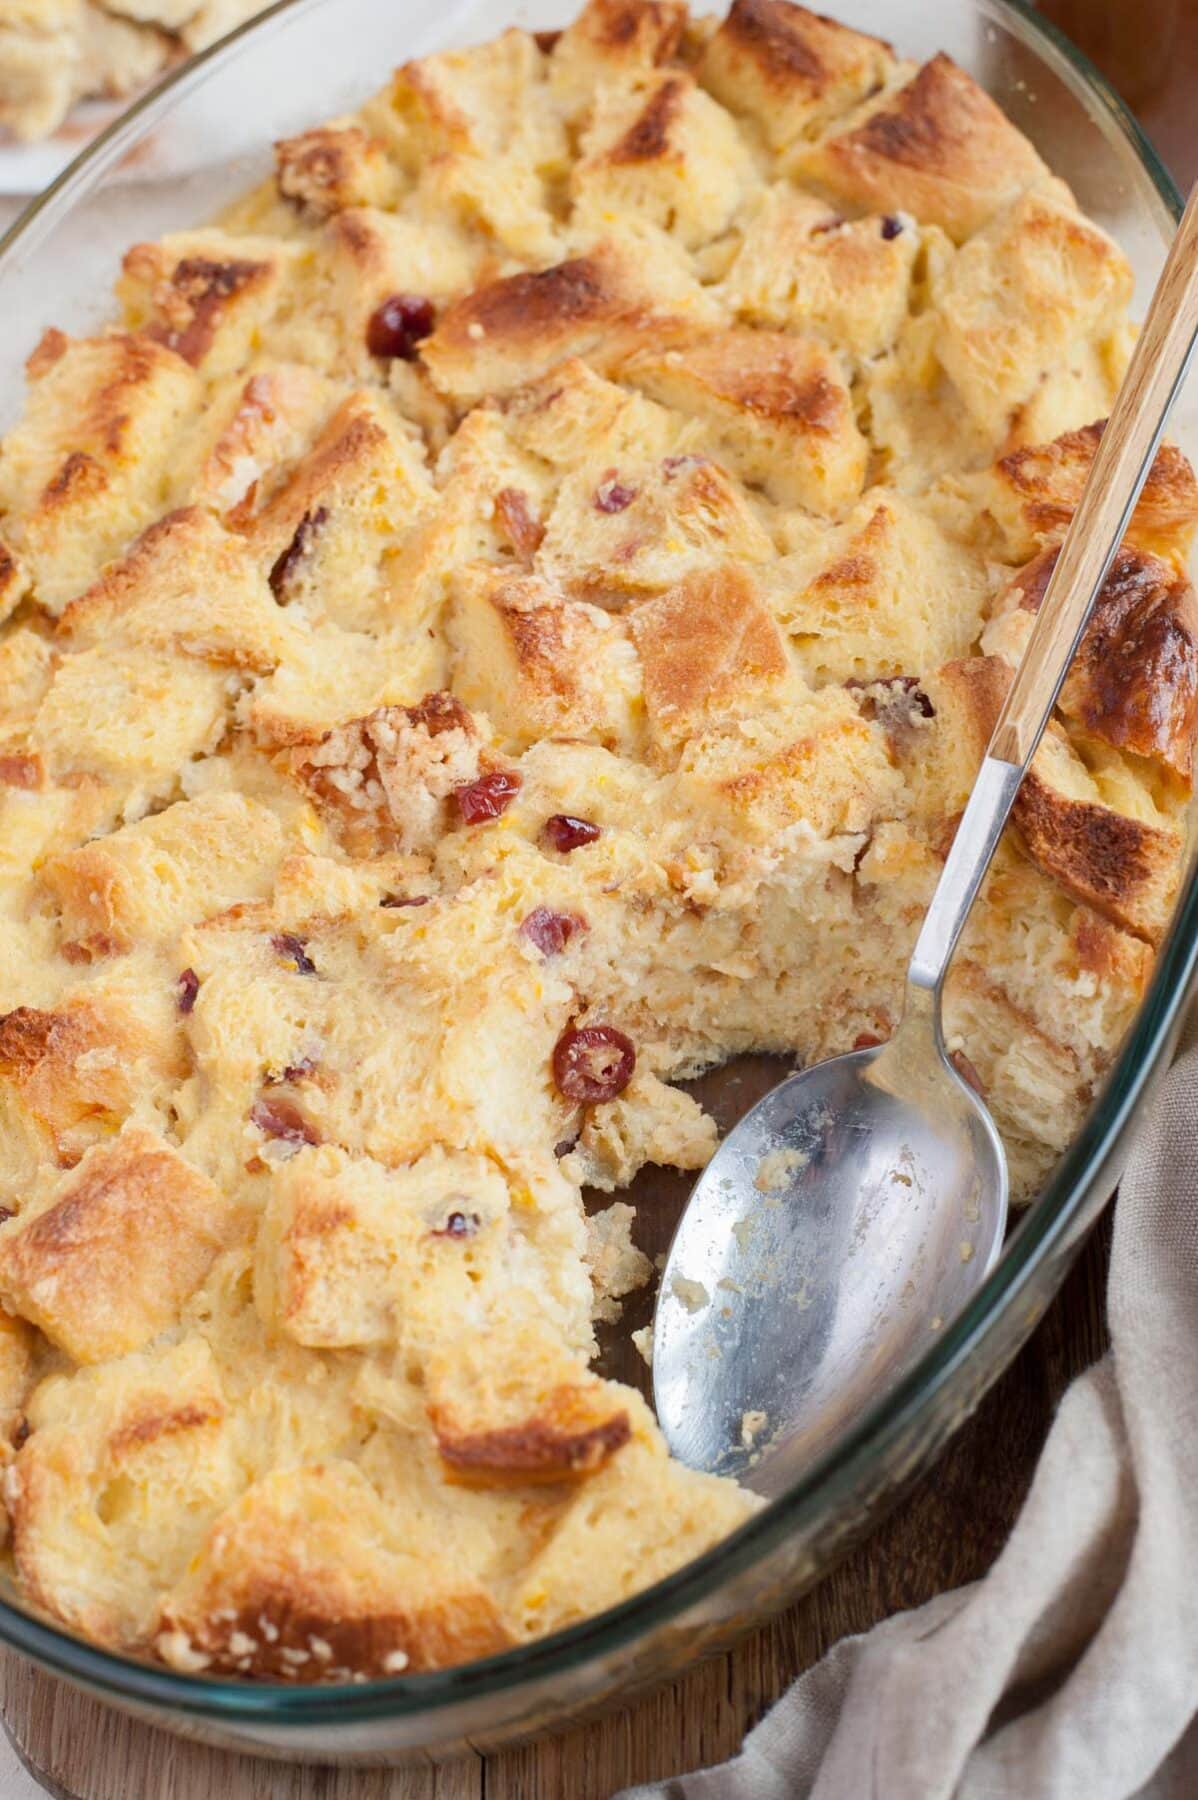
<box><xmin>0</xmin><ymin>0</ymin><xmax>1194</xmax><ymax>1764</ymax></box>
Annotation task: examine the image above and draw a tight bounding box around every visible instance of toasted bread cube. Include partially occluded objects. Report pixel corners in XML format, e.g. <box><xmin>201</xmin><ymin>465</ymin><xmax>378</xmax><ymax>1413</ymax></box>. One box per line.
<box><xmin>156</xmin><ymin>1463</ymin><xmax>511</xmax><ymax>1678</ymax></box>
<box><xmin>537</xmin><ymin>451</ymin><xmax>775</xmax><ymax>604</ymax></box>
<box><xmin>969</xmin><ymin>423</ymin><xmax>1198</xmax><ymax>565</ymax></box>
<box><xmin>0</xmin><ymin>979</ymin><xmax>184</xmax><ymax>1198</ymax></box>
<box><xmin>0</xmin><ymin>1127</ymin><xmax>238</xmax><ymax>1363</ymax></box>
<box><xmin>173</xmin><ymin>362</ymin><xmax>343</xmax><ymax>517</ymax></box>
<box><xmin>720</xmin><ymin>186</ymin><xmax>918</xmax><ymax>358</ymax></box>
<box><xmin>511</xmin><ymin>1436</ymin><xmax>757</xmax><ymax>1637</ymax></box>
<box><xmin>10</xmin><ymin>1337</ymin><xmax>238</xmax><ymax>1647</ymax></box>
<box><xmin>931</xmin><ymin>187</ymin><xmax>1133</xmax><ymax>438</ymax></box>
<box><xmin>422</xmin><ymin>235</ymin><xmax>722</xmax><ymax>408</ymax></box>
<box><xmin>450</xmin><ymin>568</ymin><xmax>644</xmax><ymax>753</ymax></box>
<box><xmin>573</xmin><ymin>72</ymin><xmax>756</xmax><ymax>251</ymax></box>
<box><xmin>254</xmin><ymin>1143</ymin><xmax>512</xmax><ymax>1349</ymax></box>
<box><xmin>500</xmin><ymin>359</ymin><xmax>691</xmax><ymax>471</ymax></box>
<box><xmin>794</xmin><ymin>53</ymin><xmax>1050</xmax><ymax>244</ymax></box>
<box><xmin>0</xmin><ymin>332</ymin><xmax>200</xmax><ymax>612</ymax></box>
<box><xmin>118</xmin><ymin>231</ymin><xmax>306</xmax><ymax>376</ymax></box>
<box><xmin>30</xmin><ymin>643</ymin><xmax>230</xmax><ymax>799</ymax></box>
<box><xmin>701</xmin><ymin>0</ymin><xmax>894</xmax><ymax>151</ymax></box>
<box><xmin>311</xmin><ymin>207</ymin><xmax>485</xmax><ymax>378</ymax></box>
<box><xmin>233</xmin><ymin>390</ymin><xmax>434</xmax><ymax>633</ymax></box>
<box><xmin>548</xmin><ymin>0</ymin><xmax>687</xmax><ymax>113</ymax></box>
<box><xmin>426</xmin><ymin>1315</ymin><xmax>634</xmax><ymax>1488</ymax></box>
<box><xmin>677</xmin><ymin>686</ymin><xmax>902</xmax><ymax>843</ymax></box>
<box><xmin>41</xmin><ymin>791</ymin><xmax>287</xmax><ymax>958</ymax></box>
<box><xmin>624</xmin><ymin>329</ymin><xmax>866</xmax><ymax>514</ymax></box>
<box><xmin>57</xmin><ymin>507</ymin><xmax>297</xmax><ymax>674</ymax></box>
<box><xmin>773</xmin><ymin>490</ymin><xmax>992</xmax><ymax>684</ymax></box>
<box><xmin>274</xmin><ymin>125</ymin><xmax>402</xmax><ymax>219</ymax></box>
<box><xmin>629</xmin><ymin>564</ymin><xmax>793</xmax><ymax>756</ymax></box>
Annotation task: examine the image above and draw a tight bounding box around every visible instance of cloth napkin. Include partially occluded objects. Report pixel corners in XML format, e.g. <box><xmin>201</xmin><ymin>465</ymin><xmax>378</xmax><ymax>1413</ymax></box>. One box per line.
<box><xmin>621</xmin><ymin>1017</ymin><xmax>1198</xmax><ymax>1800</ymax></box>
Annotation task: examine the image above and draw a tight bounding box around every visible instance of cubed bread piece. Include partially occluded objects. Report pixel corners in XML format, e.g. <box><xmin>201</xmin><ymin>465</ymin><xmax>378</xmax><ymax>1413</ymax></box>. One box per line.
<box><xmin>422</xmin><ymin>235</ymin><xmax>722</xmax><ymax>408</ymax></box>
<box><xmin>719</xmin><ymin>186</ymin><xmax>919</xmax><ymax>358</ymax></box>
<box><xmin>0</xmin><ymin>332</ymin><xmax>200</xmax><ymax>612</ymax></box>
<box><xmin>10</xmin><ymin>1337</ymin><xmax>239</xmax><ymax>1648</ymax></box>
<box><xmin>274</xmin><ymin>125</ymin><xmax>402</xmax><ymax>219</ymax></box>
<box><xmin>57</xmin><ymin>507</ymin><xmax>297</xmax><ymax>673</ymax></box>
<box><xmin>0</xmin><ymin>537</ymin><xmax>30</xmax><ymax>628</ymax></box>
<box><xmin>629</xmin><ymin>564</ymin><xmax>793</xmax><ymax>757</ymax></box>
<box><xmin>29</xmin><ymin>643</ymin><xmax>230</xmax><ymax>801</ymax></box>
<box><xmin>794</xmin><ymin>53</ymin><xmax>1050</xmax><ymax>243</ymax></box>
<box><xmin>0</xmin><ymin>980</ymin><xmax>184</xmax><ymax>1199</ymax></box>
<box><xmin>920</xmin><ymin>656</ymin><xmax>1181</xmax><ymax>942</ymax></box>
<box><xmin>537</xmin><ymin>451</ymin><xmax>775</xmax><ymax>605</ymax></box>
<box><xmin>548</xmin><ymin>0</ymin><xmax>687</xmax><ymax>113</ymax></box>
<box><xmin>0</xmin><ymin>1127</ymin><xmax>238</xmax><ymax>1363</ymax></box>
<box><xmin>241</xmin><ymin>618</ymin><xmax>446</xmax><ymax>753</ymax></box>
<box><xmin>156</xmin><ymin>1463</ymin><xmax>511</xmax><ymax>1678</ymax></box>
<box><xmin>677</xmin><ymin>685</ymin><xmax>902</xmax><ymax>843</ymax></box>
<box><xmin>426</xmin><ymin>1316</ymin><xmax>635</xmax><ymax>1488</ymax></box>
<box><xmin>623</xmin><ymin>330</ymin><xmax>866</xmax><ymax>514</ymax></box>
<box><xmin>511</xmin><ymin>1435</ymin><xmax>757</xmax><ymax>1638</ymax></box>
<box><xmin>986</xmin><ymin>545</ymin><xmax>1198</xmax><ymax>786</ymax></box>
<box><xmin>386</xmin><ymin>30</ymin><xmax>568</xmax><ymax>263</ymax></box>
<box><xmin>118</xmin><ymin>231</ymin><xmax>306</xmax><ymax>376</ymax></box>
<box><xmin>500</xmin><ymin>358</ymin><xmax>692</xmax><ymax>471</ymax></box>
<box><xmin>771</xmin><ymin>489</ymin><xmax>993</xmax><ymax>684</ymax></box>
<box><xmin>930</xmin><ymin>187</ymin><xmax>1133</xmax><ymax>438</ymax></box>
<box><xmin>571</xmin><ymin>1070</ymin><xmax>718</xmax><ymax>1193</ymax></box>
<box><xmin>254</xmin><ymin>1143</ymin><xmax>512</xmax><ymax>1349</ymax></box>
<box><xmin>572</xmin><ymin>71</ymin><xmax>756</xmax><ymax>251</ymax></box>
<box><xmin>969</xmin><ymin>423</ymin><xmax>1198</xmax><ymax>565</ymax></box>
<box><xmin>287</xmin><ymin>691</ymin><xmax>486</xmax><ymax>855</ymax></box>
<box><xmin>174</xmin><ymin>363</ymin><xmax>343</xmax><ymax>518</ymax></box>
<box><xmin>449</xmin><ymin>567</ymin><xmax>643</xmax><ymax>753</ymax></box>
<box><xmin>41</xmin><ymin>791</ymin><xmax>287</xmax><ymax>959</ymax></box>
<box><xmin>700</xmin><ymin>0</ymin><xmax>895</xmax><ymax>151</ymax></box>
<box><xmin>232</xmin><ymin>390</ymin><xmax>434</xmax><ymax>633</ymax></box>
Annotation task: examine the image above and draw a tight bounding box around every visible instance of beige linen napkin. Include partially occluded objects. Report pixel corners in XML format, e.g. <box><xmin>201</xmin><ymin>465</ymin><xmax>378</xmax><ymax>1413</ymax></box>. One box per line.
<box><xmin>622</xmin><ymin>1022</ymin><xmax>1198</xmax><ymax>1800</ymax></box>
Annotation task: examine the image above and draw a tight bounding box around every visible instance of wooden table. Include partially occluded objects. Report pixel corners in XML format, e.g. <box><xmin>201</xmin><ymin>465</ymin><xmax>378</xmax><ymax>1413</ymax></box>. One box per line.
<box><xmin>4</xmin><ymin>7</ymin><xmax>1198</xmax><ymax>1795</ymax></box>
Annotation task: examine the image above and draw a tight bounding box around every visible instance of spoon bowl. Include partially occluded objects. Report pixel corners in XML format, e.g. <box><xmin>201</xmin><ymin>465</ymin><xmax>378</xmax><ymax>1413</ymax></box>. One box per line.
<box><xmin>652</xmin><ymin>1010</ymin><xmax>1007</xmax><ymax>1496</ymax></box>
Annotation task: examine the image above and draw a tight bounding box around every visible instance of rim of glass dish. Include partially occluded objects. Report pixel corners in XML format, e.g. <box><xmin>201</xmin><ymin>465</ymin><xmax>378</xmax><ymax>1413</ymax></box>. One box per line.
<box><xmin>0</xmin><ymin>0</ymin><xmax>1188</xmax><ymax>1727</ymax></box>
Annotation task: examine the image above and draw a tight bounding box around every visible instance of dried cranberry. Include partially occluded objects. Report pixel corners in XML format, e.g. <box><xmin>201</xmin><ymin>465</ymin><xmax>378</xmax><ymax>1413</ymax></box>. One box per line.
<box><xmin>853</xmin><ymin>1031</ymin><xmax>885</xmax><ymax>1051</ymax></box>
<box><xmin>495</xmin><ymin>487</ymin><xmax>545</xmax><ymax>557</ymax></box>
<box><xmin>274</xmin><ymin>1055</ymin><xmax>317</xmax><ymax>1085</ymax></box>
<box><xmin>177</xmin><ymin>967</ymin><xmax>200</xmax><ymax>1014</ymax></box>
<box><xmin>552</xmin><ymin>1024</ymin><xmax>636</xmax><ymax>1104</ymax></box>
<box><xmin>432</xmin><ymin>1209</ymin><xmax>481</xmax><ymax>1239</ymax></box>
<box><xmin>454</xmin><ymin>769</ymin><xmax>522</xmax><ymax>824</ymax></box>
<box><xmin>520</xmin><ymin>907</ymin><xmax>586</xmax><ymax>957</ymax></box>
<box><xmin>250</xmin><ymin>1096</ymin><xmax>318</xmax><ymax>1146</ymax></box>
<box><xmin>380</xmin><ymin>893</ymin><xmax>431</xmax><ymax>909</ymax></box>
<box><xmin>662</xmin><ymin>454</ymin><xmax>704</xmax><ymax>481</ymax></box>
<box><xmin>272</xmin><ymin>933</ymin><xmax>317</xmax><ymax>975</ymax></box>
<box><xmin>554</xmin><ymin>1136</ymin><xmax>578</xmax><ymax>1159</ymax></box>
<box><xmin>366</xmin><ymin>293</ymin><xmax>435</xmax><ymax>361</ymax></box>
<box><xmin>880</xmin><ymin>214</ymin><xmax>904</xmax><ymax>240</ymax></box>
<box><xmin>594</xmin><ymin>474</ymin><xmax>637</xmax><ymax>514</ymax></box>
<box><xmin>541</xmin><ymin>814</ymin><xmax>601</xmax><ymax>853</ymax></box>
<box><xmin>0</xmin><ymin>1207</ymin><xmax>14</xmax><ymax>1226</ymax></box>
<box><xmin>951</xmin><ymin>1050</ymin><xmax>986</xmax><ymax>1096</ymax></box>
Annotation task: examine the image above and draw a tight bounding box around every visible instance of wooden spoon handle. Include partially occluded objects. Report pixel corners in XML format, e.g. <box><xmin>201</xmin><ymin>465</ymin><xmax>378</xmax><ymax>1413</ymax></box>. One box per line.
<box><xmin>989</xmin><ymin>180</ymin><xmax>1198</xmax><ymax>768</ymax></box>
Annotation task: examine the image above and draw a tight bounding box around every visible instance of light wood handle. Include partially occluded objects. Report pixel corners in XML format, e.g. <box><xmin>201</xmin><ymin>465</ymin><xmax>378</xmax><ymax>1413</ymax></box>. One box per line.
<box><xmin>989</xmin><ymin>181</ymin><xmax>1198</xmax><ymax>768</ymax></box>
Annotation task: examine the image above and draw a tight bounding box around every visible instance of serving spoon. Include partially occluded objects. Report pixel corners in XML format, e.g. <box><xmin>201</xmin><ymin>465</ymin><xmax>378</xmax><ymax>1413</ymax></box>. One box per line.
<box><xmin>652</xmin><ymin>182</ymin><xmax>1198</xmax><ymax>1496</ymax></box>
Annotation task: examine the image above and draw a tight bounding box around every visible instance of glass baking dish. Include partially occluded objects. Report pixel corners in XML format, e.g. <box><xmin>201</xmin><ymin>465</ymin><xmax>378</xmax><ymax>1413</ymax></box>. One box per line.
<box><xmin>0</xmin><ymin>0</ymin><xmax>1194</xmax><ymax>1764</ymax></box>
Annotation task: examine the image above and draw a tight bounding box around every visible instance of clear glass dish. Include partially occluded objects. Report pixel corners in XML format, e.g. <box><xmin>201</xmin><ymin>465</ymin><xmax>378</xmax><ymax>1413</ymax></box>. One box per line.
<box><xmin>0</xmin><ymin>0</ymin><xmax>1193</xmax><ymax>1764</ymax></box>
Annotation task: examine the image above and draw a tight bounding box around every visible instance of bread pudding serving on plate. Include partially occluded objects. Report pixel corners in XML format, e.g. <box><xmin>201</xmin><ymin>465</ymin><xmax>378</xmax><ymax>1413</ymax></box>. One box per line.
<box><xmin>0</xmin><ymin>0</ymin><xmax>1193</xmax><ymax>1683</ymax></box>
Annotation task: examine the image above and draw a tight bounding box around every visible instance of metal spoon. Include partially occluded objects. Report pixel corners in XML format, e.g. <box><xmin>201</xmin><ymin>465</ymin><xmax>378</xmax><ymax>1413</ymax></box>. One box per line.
<box><xmin>653</xmin><ymin>182</ymin><xmax>1198</xmax><ymax>1496</ymax></box>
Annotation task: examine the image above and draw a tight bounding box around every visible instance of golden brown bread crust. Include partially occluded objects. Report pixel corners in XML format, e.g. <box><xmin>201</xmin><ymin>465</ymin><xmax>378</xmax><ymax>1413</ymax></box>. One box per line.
<box><xmin>274</xmin><ymin>126</ymin><xmax>400</xmax><ymax>219</ymax></box>
<box><xmin>701</xmin><ymin>0</ymin><xmax>894</xmax><ymax>150</ymax></box>
<box><xmin>987</xmin><ymin>422</ymin><xmax>1198</xmax><ymax>561</ymax></box>
<box><xmin>997</xmin><ymin>545</ymin><xmax>1198</xmax><ymax>784</ymax></box>
<box><xmin>795</xmin><ymin>52</ymin><xmax>1049</xmax><ymax>242</ymax></box>
<box><xmin>434</xmin><ymin>1385</ymin><xmax>633</xmax><ymax>1487</ymax></box>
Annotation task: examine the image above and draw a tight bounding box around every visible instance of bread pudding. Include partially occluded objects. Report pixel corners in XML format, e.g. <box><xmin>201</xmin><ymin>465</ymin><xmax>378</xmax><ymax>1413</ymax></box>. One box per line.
<box><xmin>0</xmin><ymin>0</ymin><xmax>1193</xmax><ymax>1681</ymax></box>
<box><xmin>0</xmin><ymin>2</ymin><xmax>270</xmax><ymax>142</ymax></box>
